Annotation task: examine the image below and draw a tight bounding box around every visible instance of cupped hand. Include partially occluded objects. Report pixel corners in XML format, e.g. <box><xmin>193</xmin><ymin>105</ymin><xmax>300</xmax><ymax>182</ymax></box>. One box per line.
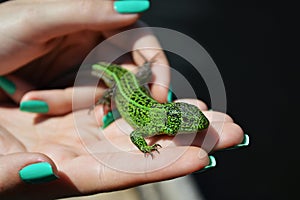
<box><xmin>0</xmin><ymin>0</ymin><xmax>170</xmax><ymax>111</ymax></box>
<box><xmin>0</xmin><ymin>99</ymin><xmax>243</xmax><ymax>199</ymax></box>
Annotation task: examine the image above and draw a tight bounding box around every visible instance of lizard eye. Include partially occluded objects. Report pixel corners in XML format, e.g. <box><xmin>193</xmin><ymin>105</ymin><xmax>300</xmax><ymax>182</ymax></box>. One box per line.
<box><xmin>182</xmin><ymin>116</ymin><xmax>189</xmax><ymax>122</ymax></box>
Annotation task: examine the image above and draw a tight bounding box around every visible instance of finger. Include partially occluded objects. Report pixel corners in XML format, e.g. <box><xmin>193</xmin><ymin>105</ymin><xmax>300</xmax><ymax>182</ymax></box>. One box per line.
<box><xmin>210</xmin><ymin>122</ymin><xmax>244</xmax><ymax>150</ymax></box>
<box><xmin>3</xmin><ymin>0</ymin><xmax>139</xmax><ymax>42</ymax></box>
<box><xmin>0</xmin><ymin>73</ymin><xmax>104</xmax><ymax>115</ymax></box>
<box><xmin>132</xmin><ymin>23</ymin><xmax>170</xmax><ymax>103</ymax></box>
<box><xmin>177</xmin><ymin>106</ymin><xmax>242</xmax><ymax>151</ymax></box>
<box><xmin>130</xmin><ymin>26</ymin><xmax>170</xmax><ymax>103</ymax></box>
<box><xmin>200</xmin><ymin>110</ymin><xmax>241</xmax><ymax>151</ymax></box>
<box><xmin>170</xmin><ymin>121</ymin><xmax>243</xmax><ymax>151</ymax></box>
<box><xmin>20</xmin><ymin>86</ymin><xmax>105</xmax><ymax>115</ymax></box>
<box><xmin>0</xmin><ymin>152</ymin><xmax>58</xmax><ymax>198</ymax></box>
<box><xmin>0</xmin><ymin>0</ymin><xmax>139</xmax><ymax>74</ymax></box>
<box><xmin>103</xmin><ymin>23</ymin><xmax>171</xmax><ymax>103</ymax></box>
<box><xmin>137</xmin><ymin>49</ymin><xmax>170</xmax><ymax>103</ymax></box>
<box><xmin>180</xmin><ymin>111</ymin><xmax>243</xmax><ymax>152</ymax></box>
<box><xmin>62</xmin><ymin>147</ymin><xmax>210</xmax><ymax>193</ymax></box>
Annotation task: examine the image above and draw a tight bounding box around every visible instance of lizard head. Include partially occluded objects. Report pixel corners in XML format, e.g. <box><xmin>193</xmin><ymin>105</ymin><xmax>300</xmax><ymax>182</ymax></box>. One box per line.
<box><xmin>173</xmin><ymin>102</ymin><xmax>209</xmax><ymax>133</ymax></box>
<box><xmin>150</xmin><ymin>102</ymin><xmax>209</xmax><ymax>134</ymax></box>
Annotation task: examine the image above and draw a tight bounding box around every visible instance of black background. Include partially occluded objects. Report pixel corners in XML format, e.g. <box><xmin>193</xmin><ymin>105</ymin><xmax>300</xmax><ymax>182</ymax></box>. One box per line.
<box><xmin>0</xmin><ymin>0</ymin><xmax>297</xmax><ymax>199</ymax></box>
<box><xmin>142</xmin><ymin>1</ymin><xmax>297</xmax><ymax>199</ymax></box>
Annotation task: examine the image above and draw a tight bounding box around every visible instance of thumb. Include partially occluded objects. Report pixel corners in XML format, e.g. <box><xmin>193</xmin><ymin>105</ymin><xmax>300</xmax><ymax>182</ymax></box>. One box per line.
<box><xmin>0</xmin><ymin>153</ymin><xmax>58</xmax><ymax>197</ymax></box>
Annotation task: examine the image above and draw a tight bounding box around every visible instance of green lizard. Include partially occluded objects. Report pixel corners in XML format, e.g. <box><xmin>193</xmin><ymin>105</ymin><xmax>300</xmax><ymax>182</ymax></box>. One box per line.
<box><xmin>91</xmin><ymin>57</ymin><xmax>209</xmax><ymax>156</ymax></box>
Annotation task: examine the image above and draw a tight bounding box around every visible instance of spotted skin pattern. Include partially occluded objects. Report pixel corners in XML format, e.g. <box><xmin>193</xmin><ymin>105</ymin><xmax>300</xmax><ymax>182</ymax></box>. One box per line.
<box><xmin>92</xmin><ymin>62</ymin><xmax>209</xmax><ymax>156</ymax></box>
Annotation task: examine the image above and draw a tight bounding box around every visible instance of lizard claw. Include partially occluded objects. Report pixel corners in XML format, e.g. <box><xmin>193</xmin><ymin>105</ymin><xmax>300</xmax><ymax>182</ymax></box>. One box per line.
<box><xmin>142</xmin><ymin>144</ymin><xmax>162</xmax><ymax>159</ymax></box>
<box><xmin>153</xmin><ymin>144</ymin><xmax>162</xmax><ymax>154</ymax></box>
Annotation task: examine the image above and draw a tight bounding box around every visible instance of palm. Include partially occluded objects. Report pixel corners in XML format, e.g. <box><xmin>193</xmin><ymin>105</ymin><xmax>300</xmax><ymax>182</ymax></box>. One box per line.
<box><xmin>0</xmin><ymin>103</ymin><xmax>213</xmax><ymax>198</ymax></box>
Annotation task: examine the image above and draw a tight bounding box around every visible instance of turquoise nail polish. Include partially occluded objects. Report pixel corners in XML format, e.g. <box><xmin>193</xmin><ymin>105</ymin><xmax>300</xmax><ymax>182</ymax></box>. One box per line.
<box><xmin>114</xmin><ymin>0</ymin><xmax>150</xmax><ymax>14</ymax></box>
<box><xmin>102</xmin><ymin>111</ymin><xmax>114</xmax><ymax>129</ymax></box>
<box><xmin>20</xmin><ymin>100</ymin><xmax>49</xmax><ymax>113</ymax></box>
<box><xmin>102</xmin><ymin>109</ymin><xmax>121</xmax><ymax>129</ymax></box>
<box><xmin>203</xmin><ymin>155</ymin><xmax>217</xmax><ymax>170</ymax></box>
<box><xmin>0</xmin><ymin>76</ymin><xmax>16</xmax><ymax>94</ymax></box>
<box><xmin>19</xmin><ymin>162</ymin><xmax>58</xmax><ymax>184</ymax></box>
<box><xmin>167</xmin><ymin>87</ymin><xmax>173</xmax><ymax>102</ymax></box>
<box><xmin>235</xmin><ymin>134</ymin><xmax>250</xmax><ymax>147</ymax></box>
<box><xmin>194</xmin><ymin>156</ymin><xmax>217</xmax><ymax>174</ymax></box>
<box><xmin>220</xmin><ymin>134</ymin><xmax>250</xmax><ymax>151</ymax></box>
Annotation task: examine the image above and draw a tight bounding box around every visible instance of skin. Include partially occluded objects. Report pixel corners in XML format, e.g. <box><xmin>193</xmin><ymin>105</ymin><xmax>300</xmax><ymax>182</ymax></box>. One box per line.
<box><xmin>0</xmin><ymin>99</ymin><xmax>244</xmax><ymax>199</ymax></box>
<box><xmin>0</xmin><ymin>0</ymin><xmax>244</xmax><ymax>199</ymax></box>
<box><xmin>0</xmin><ymin>0</ymin><xmax>170</xmax><ymax>107</ymax></box>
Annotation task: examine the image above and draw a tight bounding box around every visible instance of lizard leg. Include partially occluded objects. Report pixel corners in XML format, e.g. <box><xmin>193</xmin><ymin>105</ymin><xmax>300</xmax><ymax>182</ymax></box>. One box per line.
<box><xmin>135</xmin><ymin>62</ymin><xmax>152</xmax><ymax>85</ymax></box>
<box><xmin>135</xmin><ymin>62</ymin><xmax>152</xmax><ymax>96</ymax></box>
<box><xmin>89</xmin><ymin>87</ymin><xmax>114</xmax><ymax>114</ymax></box>
<box><xmin>95</xmin><ymin>87</ymin><xmax>113</xmax><ymax>107</ymax></box>
<box><xmin>135</xmin><ymin>49</ymin><xmax>160</xmax><ymax>85</ymax></box>
<box><xmin>130</xmin><ymin>129</ymin><xmax>162</xmax><ymax>157</ymax></box>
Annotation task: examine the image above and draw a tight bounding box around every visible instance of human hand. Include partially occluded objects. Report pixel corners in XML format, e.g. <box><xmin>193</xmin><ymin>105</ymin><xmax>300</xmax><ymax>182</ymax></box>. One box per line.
<box><xmin>0</xmin><ymin>99</ymin><xmax>244</xmax><ymax>199</ymax></box>
<box><xmin>0</xmin><ymin>0</ymin><xmax>170</xmax><ymax>113</ymax></box>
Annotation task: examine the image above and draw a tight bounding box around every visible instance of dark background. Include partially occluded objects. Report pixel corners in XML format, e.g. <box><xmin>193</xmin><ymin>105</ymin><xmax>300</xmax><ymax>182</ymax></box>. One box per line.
<box><xmin>142</xmin><ymin>1</ymin><xmax>297</xmax><ymax>199</ymax></box>
<box><xmin>0</xmin><ymin>0</ymin><xmax>296</xmax><ymax>199</ymax></box>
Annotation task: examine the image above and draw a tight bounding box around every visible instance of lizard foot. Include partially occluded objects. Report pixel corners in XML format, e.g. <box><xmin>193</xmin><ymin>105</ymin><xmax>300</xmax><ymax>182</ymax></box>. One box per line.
<box><xmin>142</xmin><ymin>144</ymin><xmax>162</xmax><ymax>158</ymax></box>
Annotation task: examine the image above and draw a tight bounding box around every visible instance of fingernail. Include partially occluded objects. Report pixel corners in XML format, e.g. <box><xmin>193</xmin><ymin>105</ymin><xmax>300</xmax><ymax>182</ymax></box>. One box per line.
<box><xmin>167</xmin><ymin>86</ymin><xmax>173</xmax><ymax>102</ymax></box>
<box><xmin>19</xmin><ymin>162</ymin><xmax>58</xmax><ymax>184</ymax></box>
<box><xmin>102</xmin><ymin>111</ymin><xmax>114</xmax><ymax>129</ymax></box>
<box><xmin>114</xmin><ymin>0</ymin><xmax>150</xmax><ymax>14</ymax></box>
<box><xmin>220</xmin><ymin>134</ymin><xmax>250</xmax><ymax>151</ymax></box>
<box><xmin>0</xmin><ymin>76</ymin><xmax>16</xmax><ymax>95</ymax></box>
<box><xmin>20</xmin><ymin>100</ymin><xmax>49</xmax><ymax>113</ymax></box>
<box><xmin>102</xmin><ymin>109</ymin><xmax>121</xmax><ymax>129</ymax></box>
<box><xmin>203</xmin><ymin>155</ymin><xmax>217</xmax><ymax>170</ymax></box>
<box><xmin>194</xmin><ymin>155</ymin><xmax>217</xmax><ymax>174</ymax></box>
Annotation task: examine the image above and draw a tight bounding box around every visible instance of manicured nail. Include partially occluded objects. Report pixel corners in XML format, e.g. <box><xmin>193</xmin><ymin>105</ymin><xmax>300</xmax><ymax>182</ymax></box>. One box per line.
<box><xmin>102</xmin><ymin>109</ymin><xmax>121</xmax><ymax>129</ymax></box>
<box><xmin>114</xmin><ymin>0</ymin><xmax>150</xmax><ymax>14</ymax></box>
<box><xmin>19</xmin><ymin>162</ymin><xmax>58</xmax><ymax>184</ymax></box>
<box><xmin>194</xmin><ymin>156</ymin><xmax>217</xmax><ymax>174</ymax></box>
<box><xmin>20</xmin><ymin>100</ymin><xmax>49</xmax><ymax>113</ymax></box>
<box><xmin>0</xmin><ymin>76</ymin><xmax>16</xmax><ymax>95</ymax></box>
<box><xmin>220</xmin><ymin>134</ymin><xmax>250</xmax><ymax>151</ymax></box>
<box><xmin>203</xmin><ymin>155</ymin><xmax>217</xmax><ymax>170</ymax></box>
<box><xmin>167</xmin><ymin>87</ymin><xmax>173</xmax><ymax>102</ymax></box>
